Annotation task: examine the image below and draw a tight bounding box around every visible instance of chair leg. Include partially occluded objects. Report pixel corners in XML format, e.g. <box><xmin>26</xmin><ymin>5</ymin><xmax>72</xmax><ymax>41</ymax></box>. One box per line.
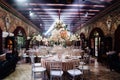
<box><xmin>31</xmin><ymin>71</ymin><xmax>34</xmax><ymax>80</ymax></box>
<box><xmin>60</xmin><ymin>77</ymin><xmax>62</xmax><ymax>80</ymax></box>
<box><xmin>72</xmin><ymin>76</ymin><xmax>75</xmax><ymax>80</ymax></box>
<box><xmin>43</xmin><ymin>71</ymin><xmax>47</xmax><ymax>80</ymax></box>
<box><xmin>33</xmin><ymin>72</ymin><xmax>35</xmax><ymax>80</ymax></box>
<box><xmin>42</xmin><ymin>72</ymin><xmax>44</xmax><ymax>80</ymax></box>
<box><xmin>50</xmin><ymin>76</ymin><xmax>52</xmax><ymax>80</ymax></box>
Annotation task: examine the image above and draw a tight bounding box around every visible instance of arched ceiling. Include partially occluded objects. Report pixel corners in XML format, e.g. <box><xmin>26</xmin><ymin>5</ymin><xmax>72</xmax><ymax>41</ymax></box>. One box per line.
<box><xmin>3</xmin><ymin>0</ymin><xmax>117</xmax><ymax>35</ymax></box>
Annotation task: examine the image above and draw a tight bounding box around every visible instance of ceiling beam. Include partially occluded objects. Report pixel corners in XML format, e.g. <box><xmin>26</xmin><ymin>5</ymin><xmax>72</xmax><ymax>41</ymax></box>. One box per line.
<box><xmin>25</xmin><ymin>3</ymin><xmax>105</xmax><ymax>8</ymax></box>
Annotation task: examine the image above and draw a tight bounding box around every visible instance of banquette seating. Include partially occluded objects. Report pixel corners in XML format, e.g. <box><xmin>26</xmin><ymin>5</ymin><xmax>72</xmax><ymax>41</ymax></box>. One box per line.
<box><xmin>0</xmin><ymin>52</ymin><xmax>19</xmax><ymax>79</ymax></box>
<box><xmin>107</xmin><ymin>51</ymin><xmax>120</xmax><ymax>73</ymax></box>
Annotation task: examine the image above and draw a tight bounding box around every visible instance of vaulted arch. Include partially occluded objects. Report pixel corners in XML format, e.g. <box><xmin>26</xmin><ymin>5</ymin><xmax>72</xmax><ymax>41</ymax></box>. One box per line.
<box><xmin>13</xmin><ymin>26</ymin><xmax>27</xmax><ymax>50</ymax></box>
<box><xmin>114</xmin><ymin>25</ymin><xmax>120</xmax><ymax>53</ymax></box>
<box><xmin>89</xmin><ymin>28</ymin><xmax>105</xmax><ymax>62</ymax></box>
<box><xmin>13</xmin><ymin>26</ymin><xmax>26</xmax><ymax>37</ymax></box>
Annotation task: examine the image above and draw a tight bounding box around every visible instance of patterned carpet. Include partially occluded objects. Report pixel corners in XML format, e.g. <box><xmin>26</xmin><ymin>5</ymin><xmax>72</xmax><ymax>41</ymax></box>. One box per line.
<box><xmin>3</xmin><ymin>59</ymin><xmax>120</xmax><ymax>80</ymax></box>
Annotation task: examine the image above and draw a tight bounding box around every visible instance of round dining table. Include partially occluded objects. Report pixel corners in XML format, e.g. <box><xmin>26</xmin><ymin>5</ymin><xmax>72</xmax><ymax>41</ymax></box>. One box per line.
<box><xmin>41</xmin><ymin>55</ymin><xmax>80</xmax><ymax>71</ymax></box>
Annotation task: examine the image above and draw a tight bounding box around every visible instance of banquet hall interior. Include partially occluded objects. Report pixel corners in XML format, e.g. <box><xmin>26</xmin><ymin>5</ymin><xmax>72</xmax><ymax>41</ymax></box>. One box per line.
<box><xmin>0</xmin><ymin>0</ymin><xmax>120</xmax><ymax>80</ymax></box>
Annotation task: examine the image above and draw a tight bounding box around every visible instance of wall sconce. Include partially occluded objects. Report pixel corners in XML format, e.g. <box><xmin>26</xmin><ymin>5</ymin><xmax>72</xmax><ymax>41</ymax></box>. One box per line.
<box><xmin>106</xmin><ymin>16</ymin><xmax>112</xmax><ymax>31</ymax></box>
<box><xmin>2</xmin><ymin>32</ymin><xmax>14</xmax><ymax>38</ymax></box>
<box><xmin>27</xmin><ymin>36</ymin><xmax>31</xmax><ymax>40</ymax></box>
<box><xmin>2</xmin><ymin>31</ymin><xmax>9</xmax><ymax>38</ymax></box>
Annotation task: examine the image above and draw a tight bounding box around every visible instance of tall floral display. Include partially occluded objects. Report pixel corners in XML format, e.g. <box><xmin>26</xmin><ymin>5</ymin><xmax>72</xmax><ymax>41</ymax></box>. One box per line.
<box><xmin>49</xmin><ymin>20</ymin><xmax>70</xmax><ymax>45</ymax></box>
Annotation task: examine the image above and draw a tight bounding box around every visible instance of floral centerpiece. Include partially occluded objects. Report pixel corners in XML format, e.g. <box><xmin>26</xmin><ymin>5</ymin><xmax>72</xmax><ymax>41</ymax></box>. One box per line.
<box><xmin>49</xmin><ymin>20</ymin><xmax>70</xmax><ymax>46</ymax></box>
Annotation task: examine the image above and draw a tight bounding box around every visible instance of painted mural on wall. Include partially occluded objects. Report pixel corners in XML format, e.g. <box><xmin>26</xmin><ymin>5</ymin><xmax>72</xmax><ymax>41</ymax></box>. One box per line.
<box><xmin>0</xmin><ymin>6</ymin><xmax>39</xmax><ymax>37</ymax></box>
<box><xmin>78</xmin><ymin>6</ymin><xmax>120</xmax><ymax>38</ymax></box>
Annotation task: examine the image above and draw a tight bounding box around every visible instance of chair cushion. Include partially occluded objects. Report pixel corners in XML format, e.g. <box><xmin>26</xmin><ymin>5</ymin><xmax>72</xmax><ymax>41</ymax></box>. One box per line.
<box><xmin>50</xmin><ymin>70</ymin><xmax>63</xmax><ymax>76</ymax></box>
<box><xmin>32</xmin><ymin>67</ymin><xmax>46</xmax><ymax>72</ymax></box>
<box><xmin>67</xmin><ymin>69</ymin><xmax>82</xmax><ymax>76</ymax></box>
<box><xmin>34</xmin><ymin>63</ymin><xmax>41</xmax><ymax>67</ymax></box>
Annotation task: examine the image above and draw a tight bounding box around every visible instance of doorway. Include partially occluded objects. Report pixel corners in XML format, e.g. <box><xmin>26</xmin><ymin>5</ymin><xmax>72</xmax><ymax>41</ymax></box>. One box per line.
<box><xmin>114</xmin><ymin>25</ymin><xmax>120</xmax><ymax>53</ymax></box>
<box><xmin>80</xmin><ymin>33</ymin><xmax>86</xmax><ymax>49</ymax></box>
<box><xmin>13</xmin><ymin>27</ymin><xmax>26</xmax><ymax>50</ymax></box>
<box><xmin>89</xmin><ymin>28</ymin><xmax>104</xmax><ymax>62</ymax></box>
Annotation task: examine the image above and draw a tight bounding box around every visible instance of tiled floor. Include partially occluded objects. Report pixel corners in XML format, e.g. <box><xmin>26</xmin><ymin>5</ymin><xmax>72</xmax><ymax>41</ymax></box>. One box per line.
<box><xmin>4</xmin><ymin>58</ymin><xmax>120</xmax><ymax>80</ymax></box>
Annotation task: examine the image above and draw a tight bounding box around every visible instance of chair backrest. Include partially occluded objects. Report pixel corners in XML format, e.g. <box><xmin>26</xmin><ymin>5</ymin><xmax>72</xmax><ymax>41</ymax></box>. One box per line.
<box><xmin>72</xmin><ymin>60</ymin><xmax>83</xmax><ymax>76</ymax></box>
<box><xmin>30</xmin><ymin>54</ymin><xmax>35</xmax><ymax>64</ymax></box>
<box><xmin>83</xmin><ymin>53</ymin><xmax>90</xmax><ymax>64</ymax></box>
<box><xmin>73</xmin><ymin>60</ymin><xmax>79</xmax><ymax>69</ymax></box>
<box><xmin>79</xmin><ymin>56</ymin><xmax>90</xmax><ymax>73</ymax></box>
<box><xmin>50</xmin><ymin>61</ymin><xmax>62</xmax><ymax>71</ymax></box>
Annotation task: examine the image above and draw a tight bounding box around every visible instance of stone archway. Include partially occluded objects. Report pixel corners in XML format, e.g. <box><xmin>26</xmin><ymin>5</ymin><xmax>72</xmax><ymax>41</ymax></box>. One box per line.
<box><xmin>13</xmin><ymin>26</ymin><xmax>27</xmax><ymax>50</ymax></box>
<box><xmin>80</xmin><ymin>33</ymin><xmax>86</xmax><ymax>49</ymax></box>
<box><xmin>114</xmin><ymin>25</ymin><xmax>120</xmax><ymax>53</ymax></box>
<box><xmin>13</xmin><ymin>26</ymin><xmax>26</xmax><ymax>37</ymax></box>
<box><xmin>89</xmin><ymin>28</ymin><xmax>105</xmax><ymax>62</ymax></box>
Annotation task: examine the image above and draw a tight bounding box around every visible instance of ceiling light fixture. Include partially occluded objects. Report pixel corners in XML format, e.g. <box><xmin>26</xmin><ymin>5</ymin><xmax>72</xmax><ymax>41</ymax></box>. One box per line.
<box><xmin>85</xmin><ymin>12</ymin><xmax>88</xmax><ymax>17</ymax></box>
<box><xmin>29</xmin><ymin>11</ymin><xmax>34</xmax><ymax>16</ymax></box>
<box><xmin>40</xmin><ymin>23</ymin><xmax>42</xmax><ymax>26</ymax></box>
<box><xmin>16</xmin><ymin>0</ymin><xmax>27</xmax><ymax>2</ymax></box>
